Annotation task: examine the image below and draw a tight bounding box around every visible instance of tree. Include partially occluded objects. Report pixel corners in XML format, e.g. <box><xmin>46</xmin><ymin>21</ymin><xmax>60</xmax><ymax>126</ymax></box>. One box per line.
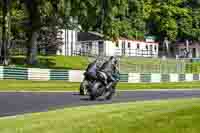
<box><xmin>1</xmin><ymin>0</ymin><xmax>11</xmax><ymax>65</ymax></box>
<box><xmin>38</xmin><ymin>26</ymin><xmax>63</xmax><ymax>55</ymax></box>
<box><xmin>127</xmin><ymin>0</ymin><xmax>146</xmax><ymax>39</ymax></box>
<box><xmin>190</xmin><ymin>0</ymin><xmax>200</xmax><ymax>40</ymax></box>
<box><xmin>2</xmin><ymin>0</ymin><xmax>200</xmax><ymax>61</ymax></box>
<box><xmin>147</xmin><ymin>0</ymin><xmax>191</xmax><ymax>56</ymax></box>
<box><xmin>23</xmin><ymin>0</ymin><xmax>41</xmax><ymax>65</ymax></box>
<box><xmin>70</xmin><ymin>0</ymin><xmax>129</xmax><ymax>40</ymax></box>
<box><xmin>23</xmin><ymin>0</ymin><xmax>65</xmax><ymax>65</ymax></box>
<box><xmin>70</xmin><ymin>0</ymin><xmax>100</xmax><ymax>31</ymax></box>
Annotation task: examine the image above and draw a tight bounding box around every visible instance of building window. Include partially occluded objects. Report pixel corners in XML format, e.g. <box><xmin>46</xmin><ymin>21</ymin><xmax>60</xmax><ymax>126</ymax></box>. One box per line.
<box><xmin>116</xmin><ymin>41</ymin><xmax>119</xmax><ymax>47</ymax></box>
<box><xmin>137</xmin><ymin>43</ymin><xmax>140</xmax><ymax>49</ymax></box>
<box><xmin>71</xmin><ymin>31</ymin><xmax>73</xmax><ymax>42</ymax></box>
<box><xmin>66</xmin><ymin>30</ymin><xmax>68</xmax><ymax>42</ymax></box>
<box><xmin>98</xmin><ymin>41</ymin><xmax>104</xmax><ymax>56</ymax></box>
<box><xmin>150</xmin><ymin>45</ymin><xmax>153</xmax><ymax>50</ymax></box>
<box><xmin>122</xmin><ymin>41</ymin><xmax>126</xmax><ymax>55</ymax></box>
<box><xmin>128</xmin><ymin>42</ymin><xmax>131</xmax><ymax>48</ymax></box>
<box><xmin>154</xmin><ymin>45</ymin><xmax>157</xmax><ymax>51</ymax></box>
<box><xmin>89</xmin><ymin>42</ymin><xmax>92</xmax><ymax>47</ymax></box>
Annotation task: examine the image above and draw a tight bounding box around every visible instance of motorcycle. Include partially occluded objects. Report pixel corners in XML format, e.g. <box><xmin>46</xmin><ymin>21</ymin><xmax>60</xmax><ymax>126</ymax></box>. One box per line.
<box><xmin>80</xmin><ymin>58</ymin><xmax>105</xmax><ymax>95</ymax></box>
<box><xmin>79</xmin><ymin>72</ymin><xmax>95</xmax><ymax>95</ymax></box>
<box><xmin>89</xmin><ymin>71</ymin><xmax>114</xmax><ymax>100</ymax></box>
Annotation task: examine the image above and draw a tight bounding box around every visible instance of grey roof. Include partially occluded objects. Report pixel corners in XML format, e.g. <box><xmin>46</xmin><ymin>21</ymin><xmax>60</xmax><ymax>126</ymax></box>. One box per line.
<box><xmin>78</xmin><ymin>32</ymin><xmax>104</xmax><ymax>41</ymax></box>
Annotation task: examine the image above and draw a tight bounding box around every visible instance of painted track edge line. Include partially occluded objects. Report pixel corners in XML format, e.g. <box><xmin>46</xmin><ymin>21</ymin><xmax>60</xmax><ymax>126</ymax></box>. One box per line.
<box><xmin>1</xmin><ymin>89</ymin><xmax>200</xmax><ymax>93</ymax></box>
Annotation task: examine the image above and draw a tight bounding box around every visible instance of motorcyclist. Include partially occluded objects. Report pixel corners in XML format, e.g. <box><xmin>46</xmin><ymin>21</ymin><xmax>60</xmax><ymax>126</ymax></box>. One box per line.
<box><xmin>110</xmin><ymin>59</ymin><xmax>120</xmax><ymax>92</ymax></box>
<box><xmin>80</xmin><ymin>59</ymin><xmax>102</xmax><ymax>95</ymax></box>
<box><xmin>85</xmin><ymin>59</ymin><xmax>99</xmax><ymax>80</ymax></box>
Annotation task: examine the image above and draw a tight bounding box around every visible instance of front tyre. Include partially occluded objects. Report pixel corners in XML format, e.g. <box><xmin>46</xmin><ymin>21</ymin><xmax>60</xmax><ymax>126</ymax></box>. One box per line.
<box><xmin>90</xmin><ymin>82</ymin><xmax>102</xmax><ymax>100</ymax></box>
<box><xmin>105</xmin><ymin>88</ymin><xmax>115</xmax><ymax>100</ymax></box>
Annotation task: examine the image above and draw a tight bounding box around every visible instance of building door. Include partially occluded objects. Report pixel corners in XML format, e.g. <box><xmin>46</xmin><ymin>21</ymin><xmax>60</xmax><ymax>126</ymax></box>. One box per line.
<box><xmin>98</xmin><ymin>41</ymin><xmax>104</xmax><ymax>56</ymax></box>
<box><xmin>150</xmin><ymin>45</ymin><xmax>153</xmax><ymax>56</ymax></box>
<box><xmin>122</xmin><ymin>41</ymin><xmax>126</xmax><ymax>56</ymax></box>
<box><xmin>192</xmin><ymin>48</ymin><xmax>196</xmax><ymax>58</ymax></box>
<box><xmin>88</xmin><ymin>42</ymin><xmax>93</xmax><ymax>55</ymax></box>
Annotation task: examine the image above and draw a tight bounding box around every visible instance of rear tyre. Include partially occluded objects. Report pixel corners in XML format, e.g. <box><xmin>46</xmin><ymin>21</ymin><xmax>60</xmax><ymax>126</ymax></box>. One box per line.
<box><xmin>80</xmin><ymin>80</ymin><xmax>88</xmax><ymax>95</ymax></box>
<box><xmin>80</xmin><ymin>88</ymin><xmax>85</xmax><ymax>95</ymax></box>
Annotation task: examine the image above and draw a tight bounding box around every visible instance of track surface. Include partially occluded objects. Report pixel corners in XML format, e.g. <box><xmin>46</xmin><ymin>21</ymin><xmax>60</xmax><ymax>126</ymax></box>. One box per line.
<box><xmin>1</xmin><ymin>90</ymin><xmax>200</xmax><ymax>117</ymax></box>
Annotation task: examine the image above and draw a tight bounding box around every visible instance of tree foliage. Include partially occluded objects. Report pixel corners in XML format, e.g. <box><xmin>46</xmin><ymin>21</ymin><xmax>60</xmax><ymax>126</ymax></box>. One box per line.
<box><xmin>2</xmin><ymin>0</ymin><xmax>200</xmax><ymax>64</ymax></box>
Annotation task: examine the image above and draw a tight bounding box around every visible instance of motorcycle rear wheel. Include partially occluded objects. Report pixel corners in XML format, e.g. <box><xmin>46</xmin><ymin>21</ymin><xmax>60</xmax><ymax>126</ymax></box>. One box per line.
<box><xmin>80</xmin><ymin>80</ymin><xmax>88</xmax><ymax>95</ymax></box>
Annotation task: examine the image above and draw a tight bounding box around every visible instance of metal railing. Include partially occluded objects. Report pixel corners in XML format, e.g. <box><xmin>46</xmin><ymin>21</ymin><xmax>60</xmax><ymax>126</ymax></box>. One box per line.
<box><xmin>72</xmin><ymin>48</ymin><xmax>158</xmax><ymax>57</ymax></box>
<box><xmin>72</xmin><ymin>50</ymin><xmax>99</xmax><ymax>57</ymax></box>
<box><xmin>119</xmin><ymin>63</ymin><xmax>186</xmax><ymax>73</ymax></box>
<box><xmin>114</xmin><ymin>49</ymin><xmax>158</xmax><ymax>57</ymax></box>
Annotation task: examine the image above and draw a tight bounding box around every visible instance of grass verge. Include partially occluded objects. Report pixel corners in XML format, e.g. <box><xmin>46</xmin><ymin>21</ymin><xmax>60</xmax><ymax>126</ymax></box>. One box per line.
<box><xmin>10</xmin><ymin>55</ymin><xmax>188</xmax><ymax>73</ymax></box>
<box><xmin>0</xmin><ymin>98</ymin><xmax>200</xmax><ymax>133</ymax></box>
<box><xmin>11</xmin><ymin>56</ymin><xmax>90</xmax><ymax>70</ymax></box>
<box><xmin>1</xmin><ymin>80</ymin><xmax>200</xmax><ymax>91</ymax></box>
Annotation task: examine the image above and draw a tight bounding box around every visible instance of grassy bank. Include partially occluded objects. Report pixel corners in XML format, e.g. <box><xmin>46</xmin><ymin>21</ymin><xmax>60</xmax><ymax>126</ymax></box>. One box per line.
<box><xmin>11</xmin><ymin>56</ymin><xmax>90</xmax><ymax>70</ymax></box>
<box><xmin>120</xmin><ymin>57</ymin><xmax>187</xmax><ymax>73</ymax></box>
<box><xmin>10</xmin><ymin>56</ymin><xmax>188</xmax><ymax>73</ymax></box>
<box><xmin>1</xmin><ymin>80</ymin><xmax>200</xmax><ymax>91</ymax></box>
<box><xmin>186</xmin><ymin>63</ymin><xmax>200</xmax><ymax>73</ymax></box>
<box><xmin>0</xmin><ymin>98</ymin><xmax>200</xmax><ymax>133</ymax></box>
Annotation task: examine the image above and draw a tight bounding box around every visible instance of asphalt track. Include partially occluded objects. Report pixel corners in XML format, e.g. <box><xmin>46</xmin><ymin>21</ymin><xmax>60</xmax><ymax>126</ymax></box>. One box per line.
<box><xmin>1</xmin><ymin>90</ymin><xmax>200</xmax><ymax>117</ymax></box>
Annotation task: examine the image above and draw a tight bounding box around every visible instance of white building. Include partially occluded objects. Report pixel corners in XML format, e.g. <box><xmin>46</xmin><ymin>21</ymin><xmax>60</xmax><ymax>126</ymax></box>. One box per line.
<box><xmin>57</xmin><ymin>29</ymin><xmax>77</xmax><ymax>56</ymax></box>
<box><xmin>175</xmin><ymin>41</ymin><xmax>200</xmax><ymax>58</ymax></box>
<box><xmin>76</xmin><ymin>32</ymin><xmax>116</xmax><ymax>56</ymax></box>
<box><xmin>57</xmin><ymin>31</ymin><xmax>159</xmax><ymax>57</ymax></box>
<box><xmin>114</xmin><ymin>38</ymin><xmax>159</xmax><ymax>57</ymax></box>
<box><xmin>77</xmin><ymin>32</ymin><xmax>159</xmax><ymax>57</ymax></box>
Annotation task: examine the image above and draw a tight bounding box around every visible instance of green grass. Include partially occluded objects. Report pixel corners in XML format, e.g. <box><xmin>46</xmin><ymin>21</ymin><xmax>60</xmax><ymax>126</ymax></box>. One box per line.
<box><xmin>11</xmin><ymin>56</ymin><xmax>90</xmax><ymax>70</ymax></box>
<box><xmin>9</xmin><ymin>56</ymin><xmax>188</xmax><ymax>73</ymax></box>
<box><xmin>1</xmin><ymin>80</ymin><xmax>200</xmax><ymax>91</ymax></box>
<box><xmin>0</xmin><ymin>80</ymin><xmax>80</xmax><ymax>91</ymax></box>
<box><xmin>120</xmin><ymin>57</ymin><xmax>187</xmax><ymax>73</ymax></box>
<box><xmin>0</xmin><ymin>98</ymin><xmax>200</xmax><ymax>133</ymax></box>
<box><xmin>120</xmin><ymin>56</ymin><xmax>185</xmax><ymax>64</ymax></box>
<box><xmin>186</xmin><ymin>63</ymin><xmax>200</xmax><ymax>73</ymax></box>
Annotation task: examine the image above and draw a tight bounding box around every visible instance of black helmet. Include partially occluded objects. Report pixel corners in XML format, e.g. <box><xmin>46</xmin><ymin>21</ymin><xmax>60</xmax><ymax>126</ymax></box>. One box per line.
<box><xmin>114</xmin><ymin>59</ymin><xmax>118</xmax><ymax>64</ymax></box>
<box><xmin>110</xmin><ymin>56</ymin><xmax>118</xmax><ymax>65</ymax></box>
<box><xmin>109</xmin><ymin>56</ymin><xmax>114</xmax><ymax>60</ymax></box>
<box><xmin>114</xmin><ymin>57</ymin><xmax>119</xmax><ymax>65</ymax></box>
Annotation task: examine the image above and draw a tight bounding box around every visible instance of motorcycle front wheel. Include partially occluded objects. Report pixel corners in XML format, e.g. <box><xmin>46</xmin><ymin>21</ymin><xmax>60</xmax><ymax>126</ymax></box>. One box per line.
<box><xmin>90</xmin><ymin>82</ymin><xmax>102</xmax><ymax>100</ymax></box>
<box><xmin>104</xmin><ymin>88</ymin><xmax>115</xmax><ymax>100</ymax></box>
